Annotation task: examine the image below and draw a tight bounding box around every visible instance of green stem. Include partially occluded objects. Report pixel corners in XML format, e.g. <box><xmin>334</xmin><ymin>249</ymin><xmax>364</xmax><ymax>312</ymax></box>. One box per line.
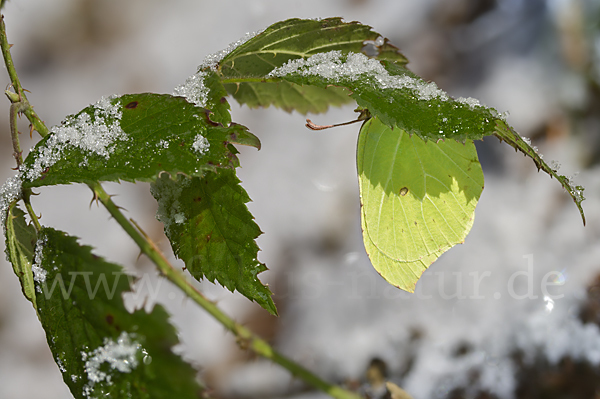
<box><xmin>89</xmin><ymin>181</ymin><xmax>362</xmax><ymax>399</ymax></box>
<box><xmin>0</xmin><ymin>15</ymin><xmax>48</xmax><ymax>138</ymax></box>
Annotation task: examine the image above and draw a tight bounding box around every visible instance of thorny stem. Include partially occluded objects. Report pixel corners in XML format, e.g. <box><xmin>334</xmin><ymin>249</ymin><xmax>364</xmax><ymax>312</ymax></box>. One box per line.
<box><xmin>0</xmin><ymin>15</ymin><xmax>48</xmax><ymax>138</ymax></box>
<box><xmin>89</xmin><ymin>182</ymin><xmax>362</xmax><ymax>399</ymax></box>
<box><xmin>1</xmin><ymin>14</ymin><xmax>45</xmax><ymax>231</ymax></box>
<box><xmin>1</xmin><ymin>12</ymin><xmax>362</xmax><ymax>399</ymax></box>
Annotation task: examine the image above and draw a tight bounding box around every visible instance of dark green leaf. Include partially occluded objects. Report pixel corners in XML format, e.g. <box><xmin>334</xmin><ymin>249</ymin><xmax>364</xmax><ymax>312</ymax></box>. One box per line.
<box><xmin>4</xmin><ymin>203</ymin><xmax>37</xmax><ymax>308</ymax></box>
<box><xmin>269</xmin><ymin>53</ymin><xmax>499</xmax><ymax>142</ymax></box>
<box><xmin>150</xmin><ymin>170</ymin><xmax>276</xmax><ymax>315</ymax></box>
<box><xmin>214</xmin><ymin>18</ymin><xmax>406</xmax><ymax>114</ymax></box>
<box><xmin>21</xmin><ymin>93</ymin><xmax>260</xmax><ymax>188</ymax></box>
<box><xmin>494</xmin><ymin>120</ymin><xmax>585</xmax><ymax>224</ymax></box>
<box><xmin>34</xmin><ymin>228</ymin><xmax>203</xmax><ymax>399</ymax></box>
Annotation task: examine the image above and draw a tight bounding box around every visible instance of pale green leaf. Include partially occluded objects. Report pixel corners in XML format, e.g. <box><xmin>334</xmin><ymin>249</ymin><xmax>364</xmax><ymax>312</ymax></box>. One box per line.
<box><xmin>4</xmin><ymin>203</ymin><xmax>37</xmax><ymax>308</ymax></box>
<box><xmin>357</xmin><ymin>117</ymin><xmax>484</xmax><ymax>291</ymax></box>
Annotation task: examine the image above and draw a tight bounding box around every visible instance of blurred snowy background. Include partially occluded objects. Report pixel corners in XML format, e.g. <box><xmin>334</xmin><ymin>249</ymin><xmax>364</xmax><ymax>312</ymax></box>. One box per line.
<box><xmin>1</xmin><ymin>0</ymin><xmax>600</xmax><ymax>398</ymax></box>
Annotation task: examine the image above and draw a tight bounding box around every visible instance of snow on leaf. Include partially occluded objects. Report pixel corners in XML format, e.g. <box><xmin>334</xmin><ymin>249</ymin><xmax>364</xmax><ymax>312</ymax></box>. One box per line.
<box><xmin>0</xmin><ymin>174</ymin><xmax>22</xmax><ymax>228</ymax></box>
<box><xmin>21</xmin><ymin>93</ymin><xmax>259</xmax><ymax>188</ymax></box>
<box><xmin>213</xmin><ymin>18</ymin><xmax>406</xmax><ymax>114</ymax></box>
<box><xmin>34</xmin><ymin>228</ymin><xmax>203</xmax><ymax>399</ymax></box>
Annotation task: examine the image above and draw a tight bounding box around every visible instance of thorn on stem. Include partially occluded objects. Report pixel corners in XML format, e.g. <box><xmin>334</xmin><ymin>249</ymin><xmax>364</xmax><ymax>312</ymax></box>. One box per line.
<box><xmin>89</xmin><ymin>191</ymin><xmax>100</xmax><ymax>209</ymax></box>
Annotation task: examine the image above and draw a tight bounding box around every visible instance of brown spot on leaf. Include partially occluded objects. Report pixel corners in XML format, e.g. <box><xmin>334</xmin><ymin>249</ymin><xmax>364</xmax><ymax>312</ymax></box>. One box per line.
<box><xmin>106</xmin><ymin>314</ymin><xmax>114</xmax><ymax>325</ymax></box>
<box><xmin>194</xmin><ymin>197</ymin><xmax>202</xmax><ymax>202</ymax></box>
<box><xmin>125</xmin><ymin>101</ymin><xmax>138</xmax><ymax>109</ymax></box>
<box><xmin>203</xmin><ymin>109</ymin><xmax>220</xmax><ymax>126</ymax></box>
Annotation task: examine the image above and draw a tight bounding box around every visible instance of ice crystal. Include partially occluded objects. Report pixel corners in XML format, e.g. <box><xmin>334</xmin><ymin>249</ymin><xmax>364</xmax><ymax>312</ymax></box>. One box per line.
<box><xmin>0</xmin><ymin>174</ymin><xmax>22</xmax><ymax>228</ymax></box>
<box><xmin>82</xmin><ymin>332</ymin><xmax>141</xmax><ymax>397</ymax></box>
<box><xmin>173</xmin><ymin>71</ymin><xmax>209</xmax><ymax>108</ymax></box>
<box><xmin>22</xmin><ymin>95</ymin><xmax>127</xmax><ymax>182</ymax></box>
<box><xmin>199</xmin><ymin>30</ymin><xmax>264</xmax><ymax>71</ymax></box>
<box><xmin>192</xmin><ymin>134</ymin><xmax>210</xmax><ymax>155</ymax></box>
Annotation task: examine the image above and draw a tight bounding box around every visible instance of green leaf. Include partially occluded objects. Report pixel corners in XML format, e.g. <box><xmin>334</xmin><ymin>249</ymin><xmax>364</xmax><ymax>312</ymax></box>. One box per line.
<box><xmin>223</xmin><ymin>81</ymin><xmax>352</xmax><ymax>114</ymax></box>
<box><xmin>21</xmin><ymin>93</ymin><xmax>260</xmax><ymax>188</ymax></box>
<box><xmin>33</xmin><ymin>228</ymin><xmax>203</xmax><ymax>399</ymax></box>
<box><xmin>150</xmin><ymin>170</ymin><xmax>276</xmax><ymax>315</ymax></box>
<box><xmin>219</xmin><ymin>18</ymin><xmax>407</xmax><ymax>78</ymax></box>
<box><xmin>269</xmin><ymin>52</ymin><xmax>499</xmax><ymax>142</ymax></box>
<box><xmin>174</xmin><ymin>69</ymin><xmax>232</xmax><ymax>125</ymax></box>
<box><xmin>4</xmin><ymin>203</ymin><xmax>37</xmax><ymax>308</ymax></box>
<box><xmin>357</xmin><ymin>117</ymin><xmax>484</xmax><ymax>292</ymax></box>
<box><xmin>494</xmin><ymin>120</ymin><xmax>586</xmax><ymax>224</ymax></box>
<box><xmin>214</xmin><ymin>18</ymin><xmax>406</xmax><ymax>114</ymax></box>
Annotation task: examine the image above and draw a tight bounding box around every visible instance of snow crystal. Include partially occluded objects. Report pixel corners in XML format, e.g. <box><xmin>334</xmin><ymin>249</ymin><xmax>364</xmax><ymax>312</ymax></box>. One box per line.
<box><xmin>0</xmin><ymin>174</ymin><xmax>22</xmax><ymax>229</ymax></box>
<box><xmin>173</xmin><ymin>70</ymin><xmax>209</xmax><ymax>108</ymax></box>
<box><xmin>22</xmin><ymin>95</ymin><xmax>128</xmax><ymax>182</ymax></box>
<box><xmin>198</xmin><ymin>30</ymin><xmax>264</xmax><ymax>71</ymax></box>
<box><xmin>374</xmin><ymin>36</ymin><xmax>385</xmax><ymax>47</ymax></box>
<box><xmin>56</xmin><ymin>357</ymin><xmax>67</xmax><ymax>373</ymax></box>
<box><xmin>82</xmin><ymin>332</ymin><xmax>141</xmax><ymax>397</ymax></box>
<box><xmin>157</xmin><ymin>139</ymin><xmax>170</xmax><ymax>149</ymax></box>
<box><xmin>31</xmin><ymin>236</ymin><xmax>48</xmax><ymax>293</ymax></box>
<box><xmin>173</xmin><ymin>213</ymin><xmax>186</xmax><ymax>224</ymax></box>
<box><xmin>268</xmin><ymin>51</ymin><xmax>450</xmax><ymax>102</ymax></box>
<box><xmin>456</xmin><ymin>96</ymin><xmax>482</xmax><ymax>109</ymax></box>
<box><xmin>192</xmin><ymin>134</ymin><xmax>210</xmax><ymax>155</ymax></box>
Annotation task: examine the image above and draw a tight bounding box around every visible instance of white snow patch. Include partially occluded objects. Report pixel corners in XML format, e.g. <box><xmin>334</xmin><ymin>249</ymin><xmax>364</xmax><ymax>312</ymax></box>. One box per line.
<box><xmin>198</xmin><ymin>30</ymin><xmax>264</xmax><ymax>71</ymax></box>
<box><xmin>173</xmin><ymin>213</ymin><xmax>186</xmax><ymax>224</ymax></box>
<box><xmin>0</xmin><ymin>174</ymin><xmax>22</xmax><ymax>229</ymax></box>
<box><xmin>173</xmin><ymin>70</ymin><xmax>209</xmax><ymax>108</ymax></box>
<box><xmin>82</xmin><ymin>332</ymin><xmax>141</xmax><ymax>397</ymax></box>
<box><xmin>31</xmin><ymin>236</ymin><xmax>48</xmax><ymax>293</ymax></box>
<box><xmin>192</xmin><ymin>135</ymin><xmax>210</xmax><ymax>155</ymax></box>
<box><xmin>21</xmin><ymin>95</ymin><xmax>128</xmax><ymax>182</ymax></box>
<box><xmin>268</xmin><ymin>51</ymin><xmax>450</xmax><ymax>102</ymax></box>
